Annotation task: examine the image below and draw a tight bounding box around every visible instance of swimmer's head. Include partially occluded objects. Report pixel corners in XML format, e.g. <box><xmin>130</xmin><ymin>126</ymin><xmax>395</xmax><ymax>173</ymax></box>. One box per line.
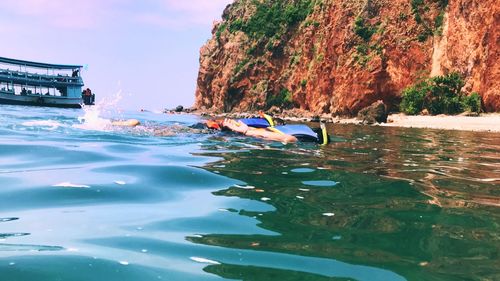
<box><xmin>205</xmin><ymin>119</ymin><xmax>224</xmax><ymax>130</ymax></box>
<box><xmin>189</xmin><ymin>119</ymin><xmax>224</xmax><ymax>130</ymax></box>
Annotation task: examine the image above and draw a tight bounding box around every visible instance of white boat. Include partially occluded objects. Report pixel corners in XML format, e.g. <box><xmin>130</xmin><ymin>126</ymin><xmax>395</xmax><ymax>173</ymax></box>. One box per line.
<box><xmin>0</xmin><ymin>57</ymin><xmax>94</xmax><ymax>108</ymax></box>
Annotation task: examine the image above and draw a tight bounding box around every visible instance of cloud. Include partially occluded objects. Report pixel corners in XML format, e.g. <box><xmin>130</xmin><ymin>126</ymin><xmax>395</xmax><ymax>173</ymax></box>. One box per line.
<box><xmin>0</xmin><ymin>0</ymin><xmax>233</xmax><ymax>30</ymax></box>
<box><xmin>0</xmin><ymin>0</ymin><xmax>124</xmax><ymax>29</ymax></box>
<box><xmin>135</xmin><ymin>0</ymin><xmax>233</xmax><ymax>29</ymax></box>
<box><xmin>163</xmin><ymin>0</ymin><xmax>232</xmax><ymax>21</ymax></box>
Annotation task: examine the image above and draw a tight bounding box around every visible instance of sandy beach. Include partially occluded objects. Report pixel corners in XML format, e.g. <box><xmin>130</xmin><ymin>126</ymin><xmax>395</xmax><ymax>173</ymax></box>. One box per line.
<box><xmin>379</xmin><ymin>113</ymin><xmax>500</xmax><ymax>133</ymax></box>
<box><xmin>330</xmin><ymin>113</ymin><xmax>500</xmax><ymax>133</ymax></box>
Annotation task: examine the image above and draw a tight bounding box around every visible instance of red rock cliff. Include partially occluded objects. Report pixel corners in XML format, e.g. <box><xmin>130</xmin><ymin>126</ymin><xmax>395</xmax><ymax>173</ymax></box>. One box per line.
<box><xmin>195</xmin><ymin>0</ymin><xmax>499</xmax><ymax>114</ymax></box>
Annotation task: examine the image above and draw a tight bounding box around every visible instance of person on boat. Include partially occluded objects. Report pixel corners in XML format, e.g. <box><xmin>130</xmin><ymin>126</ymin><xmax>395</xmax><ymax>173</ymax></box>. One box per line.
<box><xmin>82</xmin><ymin>88</ymin><xmax>94</xmax><ymax>105</ymax></box>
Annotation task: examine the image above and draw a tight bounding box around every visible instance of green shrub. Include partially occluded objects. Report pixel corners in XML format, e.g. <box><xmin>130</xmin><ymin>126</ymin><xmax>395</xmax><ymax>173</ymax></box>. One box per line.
<box><xmin>354</xmin><ymin>16</ymin><xmax>377</xmax><ymax>42</ymax></box>
<box><xmin>229</xmin><ymin>19</ymin><xmax>244</xmax><ymax>33</ymax></box>
<box><xmin>356</xmin><ymin>43</ymin><xmax>369</xmax><ymax>55</ymax></box>
<box><xmin>216</xmin><ymin>23</ymin><xmax>227</xmax><ymax>40</ymax></box>
<box><xmin>400</xmin><ymin>73</ymin><xmax>482</xmax><ymax>115</ymax></box>
<box><xmin>353</xmin><ymin>43</ymin><xmax>372</xmax><ymax>67</ymax></box>
<box><xmin>426</xmin><ymin>72</ymin><xmax>464</xmax><ymax>114</ymax></box>
<box><xmin>410</xmin><ymin>0</ymin><xmax>449</xmax><ymax>41</ymax></box>
<box><xmin>462</xmin><ymin>92</ymin><xmax>482</xmax><ymax>113</ymax></box>
<box><xmin>417</xmin><ymin>30</ymin><xmax>432</xmax><ymax>42</ymax></box>
<box><xmin>267</xmin><ymin>88</ymin><xmax>293</xmax><ymax>108</ymax></box>
<box><xmin>400</xmin><ymin>82</ymin><xmax>428</xmax><ymax>115</ymax></box>
<box><xmin>352</xmin><ymin>17</ymin><xmax>381</xmax><ymax>67</ymax></box>
<box><xmin>434</xmin><ymin>11</ymin><xmax>445</xmax><ymax>35</ymax></box>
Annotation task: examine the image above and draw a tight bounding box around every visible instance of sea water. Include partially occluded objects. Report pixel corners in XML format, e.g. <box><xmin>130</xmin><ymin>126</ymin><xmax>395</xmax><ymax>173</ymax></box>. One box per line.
<box><xmin>0</xmin><ymin>104</ymin><xmax>498</xmax><ymax>281</ymax></box>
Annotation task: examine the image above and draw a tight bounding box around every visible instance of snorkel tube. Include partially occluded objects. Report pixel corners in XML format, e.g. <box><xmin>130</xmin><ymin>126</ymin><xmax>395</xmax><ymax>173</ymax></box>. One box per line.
<box><xmin>259</xmin><ymin>111</ymin><xmax>275</xmax><ymax>127</ymax></box>
<box><xmin>320</xmin><ymin>122</ymin><xmax>329</xmax><ymax>145</ymax></box>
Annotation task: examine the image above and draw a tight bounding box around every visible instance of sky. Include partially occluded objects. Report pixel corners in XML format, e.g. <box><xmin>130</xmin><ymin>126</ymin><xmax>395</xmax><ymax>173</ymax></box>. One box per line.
<box><xmin>0</xmin><ymin>0</ymin><xmax>232</xmax><ymax>110</ymax></box>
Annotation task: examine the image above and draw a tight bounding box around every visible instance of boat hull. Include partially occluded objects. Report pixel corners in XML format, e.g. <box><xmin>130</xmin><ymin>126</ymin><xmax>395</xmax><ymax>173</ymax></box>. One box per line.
<box><xmin>0</xmin><ymin>93</ymin><xmax>82</xmax><ymax>109</ymax></box>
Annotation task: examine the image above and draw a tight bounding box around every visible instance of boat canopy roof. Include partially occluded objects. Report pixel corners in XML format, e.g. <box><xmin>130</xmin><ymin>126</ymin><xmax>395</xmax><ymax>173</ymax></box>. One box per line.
<box><xmin>0</xmin><ymin>57</ymin><xmax>82</xmax><ymax>70</ymax></box>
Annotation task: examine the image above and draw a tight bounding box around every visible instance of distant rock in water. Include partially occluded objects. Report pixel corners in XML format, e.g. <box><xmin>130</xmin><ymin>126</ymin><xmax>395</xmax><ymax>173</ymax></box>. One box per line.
<box><xmin>175</xmin><ymin>105</ymin><xmax>184</xmax><ymax>112</ymax></box>
<box><xmin>357</xmin><ymin>100</ymin><xmax>388</xmax><ymax>124</ymax></box>
<box><xmin>195</xmin><ymin>0</ymin><xmax>500</xmax><ymax>115</ymax></box>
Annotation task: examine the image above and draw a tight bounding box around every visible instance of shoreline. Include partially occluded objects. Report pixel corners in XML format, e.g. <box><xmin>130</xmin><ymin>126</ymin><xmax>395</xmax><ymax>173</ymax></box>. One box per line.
<box><xmin>182</xmin><ymin>109</ymin><xmax>500</xmax><ymax>133</ymax></box>
<box><xmin>380</xmin><ymin>113</ymin><xmax>500</xmax><ymax>133</ymax></box>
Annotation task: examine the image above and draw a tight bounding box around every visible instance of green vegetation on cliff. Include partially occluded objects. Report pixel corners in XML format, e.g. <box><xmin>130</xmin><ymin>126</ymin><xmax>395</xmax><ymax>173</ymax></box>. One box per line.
<box><xmin>228</xmin><ymin>0</ymin><xmax>317</xmax><ymax>41</ymax></box>
<box><xmin>267</xmin><ymin>88</ymin><xmax>294</xmax><ymax>108</ymax></box>
<box><xmin>411</xmin><ymin>0</ymin><xmax>449</xmax><ymax>41</ymax></box>
<box><xmin>354</xmin><ymin>16</ymin><xmax>378</xmax><ymax>42</ymax></box>
<box><xmin>216</xmin><ymin>0</ymin><xmax>320</xmax><ymax>109</ymax></box>
<box><xmin>352</xmin><ymin>16</ymin><xmax>383</xmax><ymax>67</ymax></box>
<box><xmin>400</xmin><ymin>72</ymin><xmax>482</xmax><ymax>115</ymax></box>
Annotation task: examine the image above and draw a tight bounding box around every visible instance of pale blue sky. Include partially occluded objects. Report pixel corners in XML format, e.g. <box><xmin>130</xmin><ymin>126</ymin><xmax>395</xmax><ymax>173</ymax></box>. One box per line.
<box><xmin>0</xmin><ymin>0</ymin><xmax>232</xmax><ymax>110</ymax></box>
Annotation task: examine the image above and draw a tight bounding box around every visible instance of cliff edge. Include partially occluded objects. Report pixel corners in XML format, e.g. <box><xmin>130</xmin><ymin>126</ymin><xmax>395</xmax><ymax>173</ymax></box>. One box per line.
<box><xmin>195</xmin><ymin>0</ymin><xmax>499</xmax><ymax>115</ymax></box>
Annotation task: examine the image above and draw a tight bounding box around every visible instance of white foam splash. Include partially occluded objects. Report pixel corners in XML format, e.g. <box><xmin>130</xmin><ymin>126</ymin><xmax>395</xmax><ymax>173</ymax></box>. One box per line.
<box><xmin>22</xmin><ymin>120</ymin><xmax>62</xmax><ymax>130</ymax></box>
<box><xmin>233</xmin><ymin>184</ymin><xmax>255</xmax><ymax>190</ymax></box>
<box><xmin>190</xmin><ymin>257</ymin><xmax>220</xmax><ymax>265</ymax></box>
<box><xmin>73</xmin><ymin>91</ymin><xmax>123</xmax><ymax>131</ymax></box>
<box><xmin>53</xmin><ymin>182</ymin><xmax>90</xmax><ymax>188</ymax></box>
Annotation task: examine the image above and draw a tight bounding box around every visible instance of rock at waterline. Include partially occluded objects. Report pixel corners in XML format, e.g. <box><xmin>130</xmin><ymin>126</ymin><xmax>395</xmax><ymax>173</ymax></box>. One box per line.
<box><xmin>357</xmin><ymin>100</ymin><xmax>388</xmax><ymax>124</ymax></box>
<box><xmin>175</xmin><ymin>105</ymin><xmax>184</xmax><ymax>112</ymax></box>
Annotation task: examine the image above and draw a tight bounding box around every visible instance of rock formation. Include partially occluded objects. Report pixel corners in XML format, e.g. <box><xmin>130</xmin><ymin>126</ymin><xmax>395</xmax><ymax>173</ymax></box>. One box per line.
<box><xmin>357</xmin><ymin>100</ymin><xmax>388</xmax><ymax>124</ymax></box>
<box><xmin>195</xmin><ymin>0</ymin><xmax>499</xmax><ymax>115</ymax></box>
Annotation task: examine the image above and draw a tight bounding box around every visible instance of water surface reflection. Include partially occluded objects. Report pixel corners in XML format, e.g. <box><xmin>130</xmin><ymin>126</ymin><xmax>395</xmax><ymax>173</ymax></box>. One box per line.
<box><xmin>191</xmin><ymin>124</ymin><xmax>499</xmax><ymax>281</ymax></box>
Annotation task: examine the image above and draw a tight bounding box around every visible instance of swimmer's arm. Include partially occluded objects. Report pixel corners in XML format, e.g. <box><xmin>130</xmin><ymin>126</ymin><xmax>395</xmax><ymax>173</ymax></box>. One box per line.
<box><xmin>245</xmin><ymin>128</ymin><xmax>297</xmax><ymax>143</ymax></box>
<box><xmin>222</xmin><ymin>119</ymin><xmax>249</xmax><ymax>134</ymax></box>
<box><xmin>223</xmin><ymin>119</ymin><xmax>297</xmax><ymax>143</ymax></box>
<box><xmin>111</xmin><ymin>119</ymin><xmax>141</xmax><ymax>127</ymax></box>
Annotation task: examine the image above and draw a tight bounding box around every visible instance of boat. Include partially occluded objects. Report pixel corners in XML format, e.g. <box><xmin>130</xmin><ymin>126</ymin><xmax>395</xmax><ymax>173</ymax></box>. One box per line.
<box><xmin>0</xmin><ymin>56</ymin><xmax>94</xmax><ymax>108</ymax></box>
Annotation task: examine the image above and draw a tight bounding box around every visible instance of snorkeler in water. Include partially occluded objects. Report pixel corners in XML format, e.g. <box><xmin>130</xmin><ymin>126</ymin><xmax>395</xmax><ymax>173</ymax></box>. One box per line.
<box><xmin>112</xmin><ymin>113</ymin><xmax>331</xmax><ymax>144</ymax></box>
<box><xmin>197</xmin><ymin>118</ymin><xmax>330</xmax><ymax>144</ymax></box>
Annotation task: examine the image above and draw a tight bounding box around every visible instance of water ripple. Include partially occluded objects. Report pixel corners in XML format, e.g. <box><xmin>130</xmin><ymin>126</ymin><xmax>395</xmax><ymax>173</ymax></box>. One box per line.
<box><xmin>0</xmin><ymin>105</ymin><xmax>498</xmax><ymax>281</ymax></box>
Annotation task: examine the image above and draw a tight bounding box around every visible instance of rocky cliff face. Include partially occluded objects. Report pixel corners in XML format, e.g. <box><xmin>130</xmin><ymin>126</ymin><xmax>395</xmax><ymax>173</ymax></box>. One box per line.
<box><xmin>195</xmin><ymin>0</ymin><xmax>499</xmax><ymax>115</ymax></box>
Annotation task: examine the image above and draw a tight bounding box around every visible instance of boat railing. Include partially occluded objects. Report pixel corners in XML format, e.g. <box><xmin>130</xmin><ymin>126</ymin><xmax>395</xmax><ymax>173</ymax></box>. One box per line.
<box><xmin>0</xmin><ymin>69</ymin><xmax>83</xmax><ymax>86</ymax></box>
<box><xmin>0</xmin><ymin>87</ymin><xmax>15</xmax><ymax>94</ymax></box>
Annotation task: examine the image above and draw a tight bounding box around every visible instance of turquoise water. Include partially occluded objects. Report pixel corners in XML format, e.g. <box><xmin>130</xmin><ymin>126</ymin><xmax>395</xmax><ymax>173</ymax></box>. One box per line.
<box><xmin>0</xmin><ymin>105</ymin><xmax>498</xmax><ymax>281</ymax></box>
